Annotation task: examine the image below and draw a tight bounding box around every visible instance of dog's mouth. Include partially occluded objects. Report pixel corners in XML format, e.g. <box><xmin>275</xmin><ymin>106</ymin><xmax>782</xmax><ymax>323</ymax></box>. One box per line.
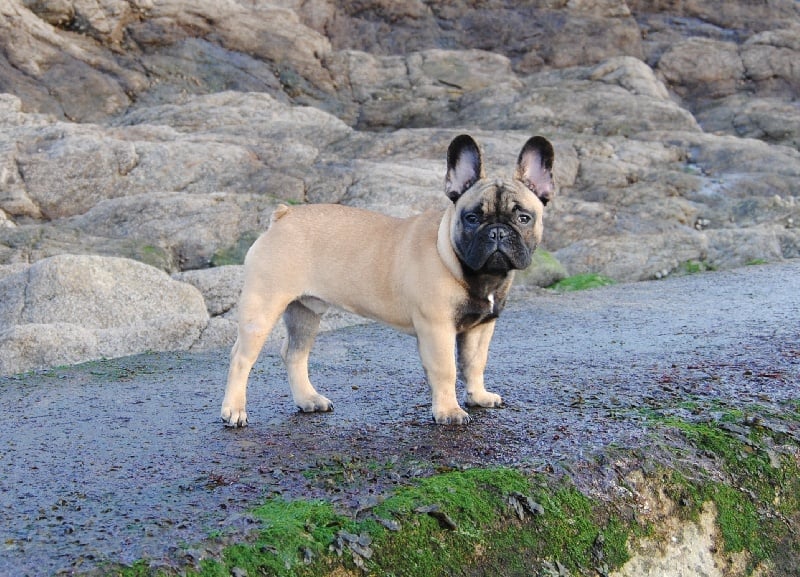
<box><xmin>463</xmin><ymin>246</ymin><xmax>530</xmax><ymax>274</ymax></box>
<box><xmin>481</xmin><ymin>250</ymin><xmax>514</xmax><ymax>273</ymax></box>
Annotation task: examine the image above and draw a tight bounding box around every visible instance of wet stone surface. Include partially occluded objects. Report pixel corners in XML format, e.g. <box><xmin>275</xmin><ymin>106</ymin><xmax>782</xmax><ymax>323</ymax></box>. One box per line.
<box><xmin>1</xmin><ymin>261</ymin><xmax>798</xmax><ymax>575</ymax></box>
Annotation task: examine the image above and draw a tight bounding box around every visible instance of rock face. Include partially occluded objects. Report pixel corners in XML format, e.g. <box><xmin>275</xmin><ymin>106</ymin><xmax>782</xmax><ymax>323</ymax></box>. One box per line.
<box><xmin>0</xmin><ymin>254</ymin><xmax>208</xmax><ymax>374</ymax></box>
<box><xmin>1</xmin><ymin>0</ymin><xmax>799</xmax><ymax>374</ymax></box>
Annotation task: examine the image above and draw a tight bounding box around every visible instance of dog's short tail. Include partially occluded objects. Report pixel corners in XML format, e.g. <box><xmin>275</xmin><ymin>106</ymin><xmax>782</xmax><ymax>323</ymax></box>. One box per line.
<box><xmin>270</xmin><ymin>204</ymin><xmax>291</xmax><ymax>224</ymax></box>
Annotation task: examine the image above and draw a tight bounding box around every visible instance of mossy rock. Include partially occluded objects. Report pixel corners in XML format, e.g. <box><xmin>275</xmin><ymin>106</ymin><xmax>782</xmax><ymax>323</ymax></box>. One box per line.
<box><xmin>188</xmin><ymin>468</ymin><xmax>630</xmax><ymax>577</ymax></box>
<box><xmin>679</xmin><ymin>259</ymin><xmax>717</xmax><ymax>275</ymax></box>
<box><xmin>517</xmin><ymin>250</ymin><xmax>567</xmax><ymax>288</ymax></box>
<box><xmin>211</xmin><ymin>231</ymin><xmax>260</xmax><ymax>267</ymax></box>
<box><xmin>112</xmin><ymin>468</ymin><xmax>633</xmax><ymax>577</ymax></box>
<box><xmin>134</xmin><ymin>244</ymin><xmax>176</xmax><ymax>271</ymax></box>
<box><xmin>548</xmin><ymin>272</ymin><xmax>616</xmax><ymax>292</ymax></box>
<box><xmin>642</xmin><ymin>404</ymin><xmax>800</xmax><ymax>574</ymax></box>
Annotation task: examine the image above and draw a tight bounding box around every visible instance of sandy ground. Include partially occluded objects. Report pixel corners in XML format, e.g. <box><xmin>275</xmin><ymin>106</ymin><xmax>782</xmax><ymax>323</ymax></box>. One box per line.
<box><xmin>1</xmin><ymin>261</ymin><xmax>798</xmax><ymax>575</ymax></box>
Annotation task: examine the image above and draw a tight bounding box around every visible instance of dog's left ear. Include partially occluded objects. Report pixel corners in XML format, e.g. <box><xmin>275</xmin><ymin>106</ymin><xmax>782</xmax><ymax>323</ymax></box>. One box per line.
<box><xmin>445</xmin><ymin>134</ymin><xmax>483</xmax><ymax>202</ymax></box>
<box><xmin>515</xmin><ymin>136</ymin><xmax>555</xmax><ymax>206</ymax></box>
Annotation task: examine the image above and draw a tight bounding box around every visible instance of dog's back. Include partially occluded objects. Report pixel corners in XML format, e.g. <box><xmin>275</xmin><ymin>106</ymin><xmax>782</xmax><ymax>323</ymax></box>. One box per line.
<box><xmin>245</xmin><ymin>203</ymin><xmax>448</xmax><ymax>331</ymax></box>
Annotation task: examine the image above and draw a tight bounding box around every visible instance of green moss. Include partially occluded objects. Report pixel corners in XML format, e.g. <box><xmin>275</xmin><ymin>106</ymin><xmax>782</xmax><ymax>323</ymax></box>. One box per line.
<box><xmin>532</xmin><ymin>249</ymin><xmax>562</xmax><ymax>268</ymax></box>
<box><xmin>219</xmin><ymin>499</ymin><xmax>353</xmax><ymax>577</ymax></box>
<box><xmin>602</xmin><ymin>516</ymin><xmax>635</xmax><ymax>568</ymax></box>
<box><xmin>517</xmin><ymin>249</ymin><xmax>568</xmax><ymax>288</ymax></box>
<box><xmin>524</xmin><ymin>483</ymin><xmax>610</xmax><ymax>570</ymax></box>
<box><xmin>680</xmin><ymin>260</ymin><xmax>717</xmax><ymax>274</ymax></box>
<box><xmin>369</xmin><ymin>470</ymin><xmax>631</xmax><ymax>576</ymax></box>
<box><xmin>365</xmin><ymin>469</ymin><xmax>632</xmax><ymax>576</ymax></box>
<box><xmin>366</xmin><ymin>468</ymin><xmax>533</xmax><ymax>575</ymax></box>
<box><xmin>548</xmin><ymin>273</ymin><xmax>616</xmax><ymax>292</ymax></box>
<box><xmin>711</xmin><ymin>484</ymin><xmax>768</xmax><ymax>559</ymax></box>
<box><xmin>116</xmin><ymin>468</ymin><xmax>631</xmax><ymax>577</ymax></box>
<box><xmin>790</xmin><ymin>400</ymin><xmax>800</xmax><ymax>420</ymax></box>
<box><xmin>662</xmin><ymin>472</ymin><xmax>776</xmax><ymax>570</ymax></box>
<box><xmin>649</xmin><ymin>406</ymin><xmax>800</xmax><ymax>571</ymax></box>
<box><xmin>135</xmin><ymin>244</ymin><xmax>173</xmax><ymax>270</ymax></box>
<box><xmin>113</xmin><ymin>560</ymin><xmax>152</xmax><ymax>577</ymax></box>
<box><xmin>660</xmin><ymin>416</ymin><xmax>779</xmax><ymax>503</ymax></box>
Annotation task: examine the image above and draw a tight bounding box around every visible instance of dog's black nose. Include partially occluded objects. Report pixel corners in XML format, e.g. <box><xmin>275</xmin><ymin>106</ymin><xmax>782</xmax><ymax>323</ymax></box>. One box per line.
<box><xmin>487</xmin><ymin>225</ymin><xmax>509</xmax><ymax>241</ymax></box>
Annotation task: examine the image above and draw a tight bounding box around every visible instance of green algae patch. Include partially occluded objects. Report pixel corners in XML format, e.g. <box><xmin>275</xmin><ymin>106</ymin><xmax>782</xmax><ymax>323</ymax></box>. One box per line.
<box><xmin>131</xmin><ymin>468</ymin><xmax>632</xmax><ymax>577</ymax></box>
<box><xmin>548</xmin><ymin>273</ymin><xmax>616</xmax><ymax>292</ymax></box>
<box><xmin>648</xmin><ymin>403</ymin><xmax>800</xmax><ymax>573</ymax></box>
<box><xmin>360</xmin><ymin>469</ymin><xmax>629</xmax><ymax>576</ymax></box>
<box><xmin>225</xmin><ymin>499</ymin><xmax>355</xmax><ymax>576</ymax></box>
<box><xmin>679</xmin><ymin>259</ymin><xmax>717</xmax><ymax>274</ymax></box>
<box><xmin>517</xmin><ymin>249</ymin><xmax>567</xmax><ymax>287</ymax></box>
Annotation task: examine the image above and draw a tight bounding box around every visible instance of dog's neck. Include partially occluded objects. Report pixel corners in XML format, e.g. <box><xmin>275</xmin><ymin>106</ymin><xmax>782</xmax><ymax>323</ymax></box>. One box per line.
<box><xmin>437</xmin><ymin>205</ymin><xmax>466</xmax><ymax>281</ymax></box>
<box><xmin>463</xmin><ymin>267</ymin><xmax>513</xmax><ymax>294</ymax></box>
<box><xmin>454</xmin><ymin>266</ymin><xmax>513</xmax><ymax>331</ymax></box>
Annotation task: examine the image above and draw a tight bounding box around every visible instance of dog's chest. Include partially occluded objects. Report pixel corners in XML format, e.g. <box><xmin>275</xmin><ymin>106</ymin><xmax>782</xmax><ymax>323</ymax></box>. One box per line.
<box><xmin>456</xmin><ymin>291</ymin><xmax>506</xmax><ymax>331</ymax></box>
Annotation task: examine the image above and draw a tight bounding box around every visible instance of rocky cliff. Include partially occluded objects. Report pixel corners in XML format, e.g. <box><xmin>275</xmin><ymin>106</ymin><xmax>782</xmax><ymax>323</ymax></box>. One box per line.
<box><xmin>1</xmin><ymin>0</ymin><xmax>799</xmax><ymax>374</ymax></box>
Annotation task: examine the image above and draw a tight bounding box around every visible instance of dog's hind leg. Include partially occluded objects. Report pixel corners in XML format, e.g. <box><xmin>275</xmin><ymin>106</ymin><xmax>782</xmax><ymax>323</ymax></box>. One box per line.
<box><xmin>221</xmin><ymin>290</ymin><xmax>290</xmax><ymax>427</ymax></box>
<box><xmin>282</xmin><ymin>298</ymin><xmax>333</xmax><ymax>412</ymax></box>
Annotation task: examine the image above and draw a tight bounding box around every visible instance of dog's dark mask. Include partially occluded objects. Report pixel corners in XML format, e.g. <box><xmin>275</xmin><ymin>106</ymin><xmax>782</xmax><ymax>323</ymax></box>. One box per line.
<box><xmin>457</xmin><ymin>189</ymin><xmax>535</xmax><ymax>273</ymax></box>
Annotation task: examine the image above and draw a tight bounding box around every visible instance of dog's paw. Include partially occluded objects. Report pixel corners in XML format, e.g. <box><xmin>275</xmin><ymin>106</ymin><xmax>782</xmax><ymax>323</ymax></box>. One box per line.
<box><xmin>465</xmin><ymin>390</ymin><xmax>503</xmax><ymax>408</ymax></box>
<box><xmin>296</xmin><ymin>394</ymin><xmax>334</xmax><ymax>413</ymax></box>
<box><xmin>221</xmin><ymin>405</ymin><xmax>248</xmax><ymax>428</ymax></box>
<box><xmin>432</xmin><ymin>405</ymin><xmax>471</xmax><ymax>425</ymax></box>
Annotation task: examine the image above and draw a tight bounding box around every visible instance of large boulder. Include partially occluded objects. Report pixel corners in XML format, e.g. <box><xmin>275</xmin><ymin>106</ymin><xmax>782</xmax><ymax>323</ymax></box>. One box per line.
<box><xmin>0</xmin><ymin>254</ymin><xmax>208</xmax><ymax>375</ymax></box>
<box><xmin>655</xmin><ymin>38</ymin><xmax>745</xmax><ymax>101</ymax></box>
<box><xmin>2</xmin><ymin>91</ymin><xmax>352</xmax><ymax>220</ymax></box>
<box><xmin>696</xmin><ymin>95</ymin><xmax>800</xmax><ymax>149</ymax></box>
<box><xmin>0</xmin><ymin>0</ymin><xmax>149</xmax><ymax>121</ymax></box>
<box><xmin>304</xmin><ymin>0</ymin><xmax>644</xmax><ymax>72</ymax></box>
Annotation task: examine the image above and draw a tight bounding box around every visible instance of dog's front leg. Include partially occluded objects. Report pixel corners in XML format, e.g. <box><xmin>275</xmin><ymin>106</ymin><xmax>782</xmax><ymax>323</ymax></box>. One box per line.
<box><xmin>457</xmin><ymin>321</ymin><xmax>503</xmax><ymax>408</ymax></box>
<box><xmin>415</xmin><ymin>322</ymin><xmax>470</xmax><ymax>424</ymax></box>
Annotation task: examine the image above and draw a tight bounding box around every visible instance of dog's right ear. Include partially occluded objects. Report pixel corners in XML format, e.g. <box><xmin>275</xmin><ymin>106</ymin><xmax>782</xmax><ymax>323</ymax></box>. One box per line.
<box><xmin>445</xmin><ymin>134</ymin><xmax>483</xmax><ymax>202</ymax></box>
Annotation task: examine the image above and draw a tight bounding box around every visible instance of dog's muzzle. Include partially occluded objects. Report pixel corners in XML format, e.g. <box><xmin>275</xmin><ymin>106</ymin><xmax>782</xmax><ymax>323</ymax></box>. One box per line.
<box><xmin>464</xmin><ymin>224</ymin><xmax>530</xmax><ymax>273</ymax></box>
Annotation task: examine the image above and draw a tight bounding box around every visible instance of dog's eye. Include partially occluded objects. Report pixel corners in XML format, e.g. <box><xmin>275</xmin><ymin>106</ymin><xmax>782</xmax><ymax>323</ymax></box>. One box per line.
<box><xmin>516</xmin><ymin>213</ymin><xmax>532</xmax><ymax>225</ymax></box>
<box><xmin>463</xmin><ymin>212</ymin><xmax>480</xmax><ymax>225</ymax></box>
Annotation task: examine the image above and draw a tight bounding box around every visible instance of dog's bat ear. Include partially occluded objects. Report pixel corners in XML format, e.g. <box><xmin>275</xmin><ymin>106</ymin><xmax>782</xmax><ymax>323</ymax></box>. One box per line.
<box><xmin>445</xmin><ymin>134</ymin><xmax>483</xmax><ymax>202</ymax></box>
<box><xmin>515</xmin><ymin>136</ymin><xmax>555</xmax><ymax>206</ymax></box>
